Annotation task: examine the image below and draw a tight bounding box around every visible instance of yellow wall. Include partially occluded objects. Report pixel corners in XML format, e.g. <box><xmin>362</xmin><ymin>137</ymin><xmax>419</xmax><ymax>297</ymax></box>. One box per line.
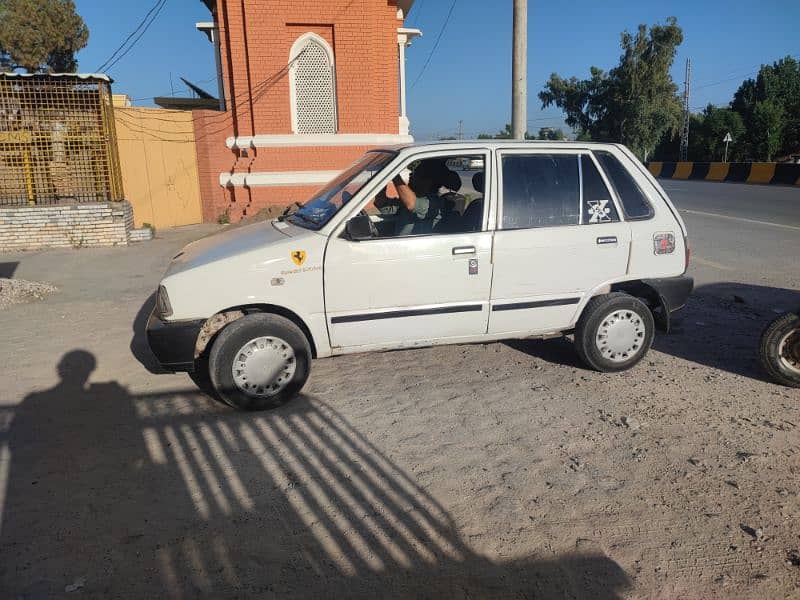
<box><xmin>672</xmin><ymin>162</ymin><xmax>693</xmax><ymax>179</ymax></box>
<box><xmin>648</xmin><ymin>162</ymin><xmax>663</xmax><ymax>177</ymax></box>
<box><xmin>746</xmin><ymin>162</ymin><xmax>776</xmax><ymax>184</ymax></box>
<box><xmin>114</xmin><ymin>107</ymin><xmax>203</xmax><ymax>229</ymax></box>
<box><xmin>706</xmin><ymin>162</ymin><xmax>729</xmax><ymax>181</ymax></box>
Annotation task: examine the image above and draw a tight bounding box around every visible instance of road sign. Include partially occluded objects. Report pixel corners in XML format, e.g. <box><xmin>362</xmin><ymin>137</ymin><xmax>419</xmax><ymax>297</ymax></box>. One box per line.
<box><xmin>723</xmin><ymin>132</ymin><xmax>733</xmax><ymax>163</ymax></box>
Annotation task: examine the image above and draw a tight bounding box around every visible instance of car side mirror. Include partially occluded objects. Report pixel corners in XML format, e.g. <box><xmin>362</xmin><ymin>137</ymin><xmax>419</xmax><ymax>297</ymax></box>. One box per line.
<box><xmin>345</xmin><ymin>215</ymin><xmax>373</xmax><ymax>241</ymax></box>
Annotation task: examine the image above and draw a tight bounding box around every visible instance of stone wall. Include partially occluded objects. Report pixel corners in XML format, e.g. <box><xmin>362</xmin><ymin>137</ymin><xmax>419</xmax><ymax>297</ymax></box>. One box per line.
<box><xmin>0</xmin><ymin>201</ymin><xmax>134</xmax><ymax>252</ymax></box>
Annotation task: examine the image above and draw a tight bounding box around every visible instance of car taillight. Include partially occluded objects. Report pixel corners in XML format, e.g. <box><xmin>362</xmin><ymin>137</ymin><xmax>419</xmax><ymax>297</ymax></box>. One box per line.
<box><xmin>156</xmin><ymin>285</ymin><xmax>173</xmax><ymax>318</ymax></box>
<box><xmin>684</xmin><ymin>237</ymin><xmax>691</xmax><ymax>272</ymax></box>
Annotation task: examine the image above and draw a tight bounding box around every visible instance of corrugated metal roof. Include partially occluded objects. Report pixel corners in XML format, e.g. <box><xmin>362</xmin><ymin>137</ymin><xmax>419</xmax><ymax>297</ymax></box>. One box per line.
<box><xmin>0</xmin><ymin>72</ymin><xmax>113</xmax><ymax>83</ymax></box>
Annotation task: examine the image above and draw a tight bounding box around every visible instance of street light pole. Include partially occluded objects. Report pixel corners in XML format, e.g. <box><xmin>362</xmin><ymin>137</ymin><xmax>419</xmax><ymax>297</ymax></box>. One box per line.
<box><xmin>511</xmin><ymin>0</ymin><xmax>527</xmax><ymax>140</ymax></box>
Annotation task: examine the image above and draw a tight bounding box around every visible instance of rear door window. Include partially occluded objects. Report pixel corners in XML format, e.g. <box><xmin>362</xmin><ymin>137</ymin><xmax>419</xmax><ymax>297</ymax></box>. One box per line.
<box><xmin>593</xmin><ymin>151</ymin><xmax>653</xmax><ymax>219</ymax></box>
<box><xmin>501</xmin><ymin>154</ymin><xmax>580</xmax><ymax>229</ymax></box>
<box><xmin>581</xmin><ymin>155</ymin><xmax>619</xmax><ymax>224</ymax></box>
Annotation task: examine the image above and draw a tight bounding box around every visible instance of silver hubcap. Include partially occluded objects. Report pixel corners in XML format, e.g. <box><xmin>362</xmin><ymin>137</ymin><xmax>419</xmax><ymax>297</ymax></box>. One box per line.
<box><xmin>778</xmin><ymin>329</ymin><xmax>800</xmax><ymax>375</ymax></box>
<box><xmin>232</xmin><ymin>336</ymin><xmax>296</xmax><ymax>397</ymax></box>
<box><xmin>596</xmin><ymin>309</ymin><xmax>646</xmax><ymax>363</ymax></box>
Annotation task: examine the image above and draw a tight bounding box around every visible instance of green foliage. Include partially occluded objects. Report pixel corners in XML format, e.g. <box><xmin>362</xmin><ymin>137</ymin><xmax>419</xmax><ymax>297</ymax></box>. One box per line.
<box><xmin>477</xmin><ymin>123</ymin><xmax>535</xmax><ymax>140</ymax></box>
<box><xmin>665</xmin><ymin>105</ymin><xmax>746</xmax><ymax>162</ymax></box>
<box><xmin>0</xmin><ymin>0</ymin><xmax>88</xmax><ymax>73</ymax></box>
<box><xmin>750</xmin><ymin>100</ymin><xmax>784</xmax><ymax>162</ymax></box>
<box><xmin>537</xmin><ymin>127</ymin><xmax>566</xmax><ymax>140</ymax></box>
<box><xmin>217</xmin><ymin>209</ymin><xmax>230</xmax><ymax>225</ymax></box>
<box><xmin>539</xmin><ymin>17</ymin><xmax>684</xmax><ymax>159</ymax></box>
<box><xmin>730</xmin><ymin>56</ymin><xmax>800</xmax><ymax>160</ymax></box>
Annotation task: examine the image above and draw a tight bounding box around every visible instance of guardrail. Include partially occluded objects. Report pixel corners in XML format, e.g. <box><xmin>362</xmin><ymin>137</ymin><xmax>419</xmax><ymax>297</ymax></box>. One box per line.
<box><xmin>647</xmin><ymin>162</ymin><xmax>800</xmax><ymax>186</ymax></box>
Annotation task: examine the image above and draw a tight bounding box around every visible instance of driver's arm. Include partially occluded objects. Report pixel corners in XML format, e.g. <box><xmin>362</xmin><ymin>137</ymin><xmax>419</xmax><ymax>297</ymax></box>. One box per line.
<box><xmin>393</xmin><ymin>173</ymin><xmax>417</xmax><ymax>213</ymax></box>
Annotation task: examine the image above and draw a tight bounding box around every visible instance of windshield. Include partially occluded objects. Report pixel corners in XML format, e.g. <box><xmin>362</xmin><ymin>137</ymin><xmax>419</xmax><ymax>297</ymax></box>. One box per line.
<box><xmin>286</xmin><ymin>151</ymin><xmax>395</xmax><ymax>230</ymax></box>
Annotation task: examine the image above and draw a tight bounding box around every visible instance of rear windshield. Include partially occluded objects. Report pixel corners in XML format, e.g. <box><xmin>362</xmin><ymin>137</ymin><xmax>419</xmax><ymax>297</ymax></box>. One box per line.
<box><xmin>593</xmin><ymin>151</ymin><xmax>653</xmax><ymax>220</ymax></box>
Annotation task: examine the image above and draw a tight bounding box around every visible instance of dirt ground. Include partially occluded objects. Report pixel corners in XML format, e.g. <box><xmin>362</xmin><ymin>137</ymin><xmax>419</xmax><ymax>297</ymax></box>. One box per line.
<box><xmin>0</xmin><ymin>224</ymin><xmax>798</xmax><ymax>599</ymax></box>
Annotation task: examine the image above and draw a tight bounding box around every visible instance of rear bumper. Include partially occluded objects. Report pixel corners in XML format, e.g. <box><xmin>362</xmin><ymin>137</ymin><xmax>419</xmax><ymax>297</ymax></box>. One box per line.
<box><xmin>643</xmin><ymin>275</ymin><xmax>694</xmax><ymax>313</ymax></box>
<box><xmin>146</xmin><ymin>310</ymin><xmax>204</xmax><ymax>372</ymax></box>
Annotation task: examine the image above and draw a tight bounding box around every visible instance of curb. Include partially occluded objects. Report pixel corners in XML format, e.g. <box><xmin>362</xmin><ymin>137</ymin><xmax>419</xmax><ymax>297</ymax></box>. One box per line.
<box><xmin>647</xmin><ymin>162</ymin><xmax>800</xmax><ymax>186</ymax></box>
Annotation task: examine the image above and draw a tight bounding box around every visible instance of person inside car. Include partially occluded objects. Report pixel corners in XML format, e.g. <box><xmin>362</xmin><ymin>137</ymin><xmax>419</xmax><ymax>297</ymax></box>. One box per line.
<box><xmin>374</xmin><ymin>159</ymin><xmax>446</xmax><ymax>236</ymax></box>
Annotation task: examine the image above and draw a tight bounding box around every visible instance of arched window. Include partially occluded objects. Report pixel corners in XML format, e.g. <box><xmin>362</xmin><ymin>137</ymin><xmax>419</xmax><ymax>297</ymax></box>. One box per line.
<box><xmin>289</xmin><ymin>33</ymin><xmax>337</xmax><ymax>134</ymax></box>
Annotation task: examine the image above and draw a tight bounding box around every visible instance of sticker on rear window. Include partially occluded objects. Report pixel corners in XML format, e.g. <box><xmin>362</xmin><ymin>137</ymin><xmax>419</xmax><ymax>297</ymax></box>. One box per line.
<box><xmin>654</xmin><ymin>232</ymin><xmax>675</xmax><ymax>255</ymax></box>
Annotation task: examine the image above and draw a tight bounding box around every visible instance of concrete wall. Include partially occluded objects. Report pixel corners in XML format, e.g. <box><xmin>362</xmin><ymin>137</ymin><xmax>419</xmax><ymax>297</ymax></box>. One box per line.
<box><xmin>648</xmin><ymin>161</ymin><xmax>800</xmax><ymax>186</ymax></box>
<box><xmin>115</xmin><ymin>107</ymin><xmax>204</xmax><ymax>228</ymax></box>
<box><xmin>0</xmin><ymin>201</ymin><xmax>134</xmax><ymax>252</ymax></box>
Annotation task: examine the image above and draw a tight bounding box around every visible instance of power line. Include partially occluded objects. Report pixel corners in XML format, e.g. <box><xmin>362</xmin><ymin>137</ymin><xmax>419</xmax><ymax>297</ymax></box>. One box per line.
<box><xmin>410</xmin><ymin>0</ymin><xmax>458</xmax><ymax>89</ymax></box>
<box><xmin>97</xmin><ymin>0</ymin><xmax>168</xmax><ymax>73</ymax></box>
<box><xmin>96</xmin><ymin>0</ymin><xmax>165</xmax><ymax>71</ymax></box>
<box><xmin>691</xmin><ymin>52</ymin><xmax>799</xmax><ymax>91</ymax></box>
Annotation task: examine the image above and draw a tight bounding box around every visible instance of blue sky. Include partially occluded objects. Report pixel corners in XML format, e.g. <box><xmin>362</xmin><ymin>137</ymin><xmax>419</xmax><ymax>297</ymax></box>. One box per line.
<box><xmin>74</xmin><ymin>0</ymin><xmax>800</xmax><ymax>140</ymax></box>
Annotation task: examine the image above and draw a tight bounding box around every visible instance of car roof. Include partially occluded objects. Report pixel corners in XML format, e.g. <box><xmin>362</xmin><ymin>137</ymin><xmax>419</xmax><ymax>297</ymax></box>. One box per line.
<box><xmin>371</xmin><ymin>140</ymin><xmax>624</xmax><ymax>154</ymax></box>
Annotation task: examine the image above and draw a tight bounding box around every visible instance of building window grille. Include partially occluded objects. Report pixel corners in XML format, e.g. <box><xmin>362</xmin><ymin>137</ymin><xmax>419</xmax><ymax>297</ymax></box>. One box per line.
<box><xmin>290</xmin><ymin>34</ymin><xmax>337</xmax><ymax>134</ymax></box>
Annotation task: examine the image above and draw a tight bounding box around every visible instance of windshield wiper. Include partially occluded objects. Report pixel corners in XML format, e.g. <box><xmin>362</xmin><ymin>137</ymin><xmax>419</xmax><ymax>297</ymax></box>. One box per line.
<box><xmin>277</xmin><ymin>202</ymin><xmax>305</xmax><ymax>222</ymax></box>
<box><xmin>287</xmin><ymin>212</ymin><xmax>320</xmax><ymax>226</ymax></box>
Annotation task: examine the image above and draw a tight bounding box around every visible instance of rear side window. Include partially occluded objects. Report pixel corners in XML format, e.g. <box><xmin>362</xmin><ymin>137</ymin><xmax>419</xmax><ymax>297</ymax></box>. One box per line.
<box><xmin>594</xmin><ymin>151</ymin><xmax>653</xmax><ymax>219</ymax></box>
<box><xmin>501</xmin><ymin>154</ymin><xmax>580</xmax><ymax>229</ymax></box>
<box><xmin>581</xmin><ymin>155</ymin><xmax>619</xmax><ymax>224</ymax></box>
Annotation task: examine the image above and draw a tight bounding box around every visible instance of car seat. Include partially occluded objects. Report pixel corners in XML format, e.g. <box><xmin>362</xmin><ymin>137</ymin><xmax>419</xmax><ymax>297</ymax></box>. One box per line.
<box><xmin>458</xmin><ymin>171</ymin><xmax>485</xmax><ymax>232</ymax></box>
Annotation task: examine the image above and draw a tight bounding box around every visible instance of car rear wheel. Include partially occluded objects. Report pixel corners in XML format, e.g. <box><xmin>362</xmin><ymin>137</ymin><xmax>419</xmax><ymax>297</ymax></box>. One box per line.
<box><xmin>759</xmin><ymin>312</ymin><xmax>800</xmax><ymax>388</ymax></box>
<box><xmin>575</xmin><ymin>293</ymin><xmax>654</xmax><ymax>372</ymax></box>
<box><xmin>208</xmin><ymin>313</ymin><xmax>311</xmax><ymax>410</ymax></box>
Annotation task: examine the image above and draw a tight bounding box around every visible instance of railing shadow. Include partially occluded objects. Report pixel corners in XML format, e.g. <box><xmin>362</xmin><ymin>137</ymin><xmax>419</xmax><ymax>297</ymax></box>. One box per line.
<box><xmin>0</xmin><ymin>350</ymin><xmax>631</xmax><ymax>598</ymax></box>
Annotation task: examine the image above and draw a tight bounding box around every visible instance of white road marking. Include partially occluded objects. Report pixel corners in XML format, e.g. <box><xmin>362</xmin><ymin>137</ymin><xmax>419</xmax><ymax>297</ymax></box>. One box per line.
<box><xmin>680</xmin><ymin>209</ymin><xmax>800</xmax><ymax>231</ymax></box>
<box><xmin>691</xmin><ymin>256</ymin><xmax>734</xmax><ymax>271</ymax></box>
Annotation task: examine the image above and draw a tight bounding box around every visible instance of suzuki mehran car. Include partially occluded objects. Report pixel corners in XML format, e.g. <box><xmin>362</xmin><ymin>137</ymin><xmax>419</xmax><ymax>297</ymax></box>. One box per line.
<box><xmin>147</xmin><ymin>141</ymin><xmax>692</xmax><ymax>410</ymax></box>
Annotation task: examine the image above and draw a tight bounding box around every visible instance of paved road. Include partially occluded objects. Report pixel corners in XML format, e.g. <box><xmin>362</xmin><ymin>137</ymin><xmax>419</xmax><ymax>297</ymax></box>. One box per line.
<box><xmin>660</xmin><ymin>180</ymin><xmax>799</xmax><ymax>294</ymax></box>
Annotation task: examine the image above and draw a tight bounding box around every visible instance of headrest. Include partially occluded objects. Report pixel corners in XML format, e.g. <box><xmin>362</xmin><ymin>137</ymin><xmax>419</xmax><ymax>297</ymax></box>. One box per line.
<box><xmin>472</xmin><ymin>171</ymin><xmax>485</xmax><ymax>194</ymax></box>
<box><xmin>442</xmin><ymin>169</ymin><xmax>462</xmax><ymax>192</ymax></box>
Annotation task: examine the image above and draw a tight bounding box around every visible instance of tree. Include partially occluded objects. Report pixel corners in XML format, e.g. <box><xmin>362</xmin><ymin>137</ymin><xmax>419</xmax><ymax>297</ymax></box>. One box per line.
<box><xmin>0</xmin><ymin>0</ymin><xmax>88</xmax><ymax>73</ymax></box>
<box><xmin>537</xmin><ymin>127</ymin><xmax>566</xmax><ymax>140</ymax></box>
<box><xmin>477</xmin><ymin>123</ymin><xmax>534</xmax><ymax>139</ymax></box>
<box><xmin>731</xmin><ymin>56</ymin><xmax>800</xmax><ymax>160</ymax></box>
<box><xmin>673</xmin><ymin>105</ymin><xmax>746</xmax><ymax>162</ymax></box>
<box><xmin>751</xmin><ymin>100</ymin><xmax>784</xmax><ymax>162</ymax></box>
<box><xmin>539</xmin><ymin>17</ymin><xmax>684</xmax><ymax>160</ymax></box>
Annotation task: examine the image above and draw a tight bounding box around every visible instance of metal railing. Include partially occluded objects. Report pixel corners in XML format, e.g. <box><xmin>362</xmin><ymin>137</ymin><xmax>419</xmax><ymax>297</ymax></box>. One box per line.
<box><xmin>0</xmin><ymin>73</ymin><xmax>124</xmax><ymax>206</ymax></box>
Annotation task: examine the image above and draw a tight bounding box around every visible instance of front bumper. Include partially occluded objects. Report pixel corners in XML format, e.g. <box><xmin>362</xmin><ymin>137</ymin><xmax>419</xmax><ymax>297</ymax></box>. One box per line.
<box><xmin>146</xmin><ymin>310</ymin><xmax>205</xmax><ymax>372</ymax></box>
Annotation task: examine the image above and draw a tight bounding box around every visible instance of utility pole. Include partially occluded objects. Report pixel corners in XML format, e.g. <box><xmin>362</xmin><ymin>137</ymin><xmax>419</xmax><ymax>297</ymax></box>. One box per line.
<box><xmin>511</xmin><ymin>0</ymin><xmax>527</xmax><ymax>140</ymax></box>
<box><xmin>458</xmin><ymin>119</ymin><xmax>463</xmax><ymax>140</ymax></box>
<box><xmin>679</xmin><ymin>58</ymin><xmax>691</xmax><ymax>162</ymax></box>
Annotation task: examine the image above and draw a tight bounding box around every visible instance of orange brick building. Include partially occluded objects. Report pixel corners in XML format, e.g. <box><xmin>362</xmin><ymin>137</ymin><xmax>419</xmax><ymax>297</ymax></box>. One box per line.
<box><xmin>192</xmin><ymin>0</ymin><xmax>420</xmax><ymax>222</ymax></box>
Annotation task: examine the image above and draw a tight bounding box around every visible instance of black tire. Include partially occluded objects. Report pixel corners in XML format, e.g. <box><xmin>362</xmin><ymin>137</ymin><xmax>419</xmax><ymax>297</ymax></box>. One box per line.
<box><xmin>759</xmin><ymin>312</ymin><xmax>800</xmax><ymax>388</ymax></box>
<box><xmin>574</xmin><ymin>293</ymin><xmax>655</xmax><ymax>373</ymax></box>
<box><xmin>188</xmin><ymin>354</ymin><xmax>229</xmax><ymax>407</ymax></box>
<box><xmin>208</xmin><ymin>313</ymin><xmax>312</xmax><ymax>410</ymax></box>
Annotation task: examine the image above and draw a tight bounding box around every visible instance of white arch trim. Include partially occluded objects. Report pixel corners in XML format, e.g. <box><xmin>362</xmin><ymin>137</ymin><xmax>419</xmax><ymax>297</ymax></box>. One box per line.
<box><xmin>289</xmin><ymin>32</ymin><xmax>337</xmax><ymax>134</ymax></box>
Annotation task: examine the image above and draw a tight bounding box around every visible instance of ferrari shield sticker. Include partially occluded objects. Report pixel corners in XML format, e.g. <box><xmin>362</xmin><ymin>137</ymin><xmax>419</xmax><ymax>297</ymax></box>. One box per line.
<box><xmin>291</xmin><ymin>250</ymin><xmax>307</xmax><ymax>266</ymax></box>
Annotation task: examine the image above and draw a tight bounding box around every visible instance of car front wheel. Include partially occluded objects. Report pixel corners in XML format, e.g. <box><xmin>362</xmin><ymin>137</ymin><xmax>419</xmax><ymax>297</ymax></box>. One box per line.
<box><xmin>574</xmin><ymin>293</ymin><xmax>655</xmax><ymax>372</ymax></box>
<box><xmin>208</xmin><ymin>313</ymin><xmax>311</xmax><ymax>410</ymax></box>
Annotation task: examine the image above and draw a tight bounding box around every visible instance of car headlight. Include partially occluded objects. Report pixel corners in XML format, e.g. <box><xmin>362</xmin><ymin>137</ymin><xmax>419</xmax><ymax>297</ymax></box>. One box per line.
<box><xmin>155</xmin><ymin>285</ymin><xmax>173</xmax><ymax>318</ymax></box>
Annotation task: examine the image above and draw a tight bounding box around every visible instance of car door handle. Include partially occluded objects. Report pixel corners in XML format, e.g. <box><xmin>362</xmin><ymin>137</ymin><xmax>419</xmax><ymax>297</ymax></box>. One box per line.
<box><xmin>596</xmin><ymin>236</ymin><xmax>618</xmax><ymax>245</ymax></box>
<box><xmin>452</xmin><ymin>246</ymin><xmax>476</xmax><ymax>255</ymax></box>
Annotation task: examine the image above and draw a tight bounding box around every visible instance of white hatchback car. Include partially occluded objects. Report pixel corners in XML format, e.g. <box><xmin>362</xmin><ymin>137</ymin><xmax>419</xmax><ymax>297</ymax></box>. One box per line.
<box><xmin>147</xmin><ymin>141</ymin><xmax>692</xmax><ymax>410</ymax></box>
